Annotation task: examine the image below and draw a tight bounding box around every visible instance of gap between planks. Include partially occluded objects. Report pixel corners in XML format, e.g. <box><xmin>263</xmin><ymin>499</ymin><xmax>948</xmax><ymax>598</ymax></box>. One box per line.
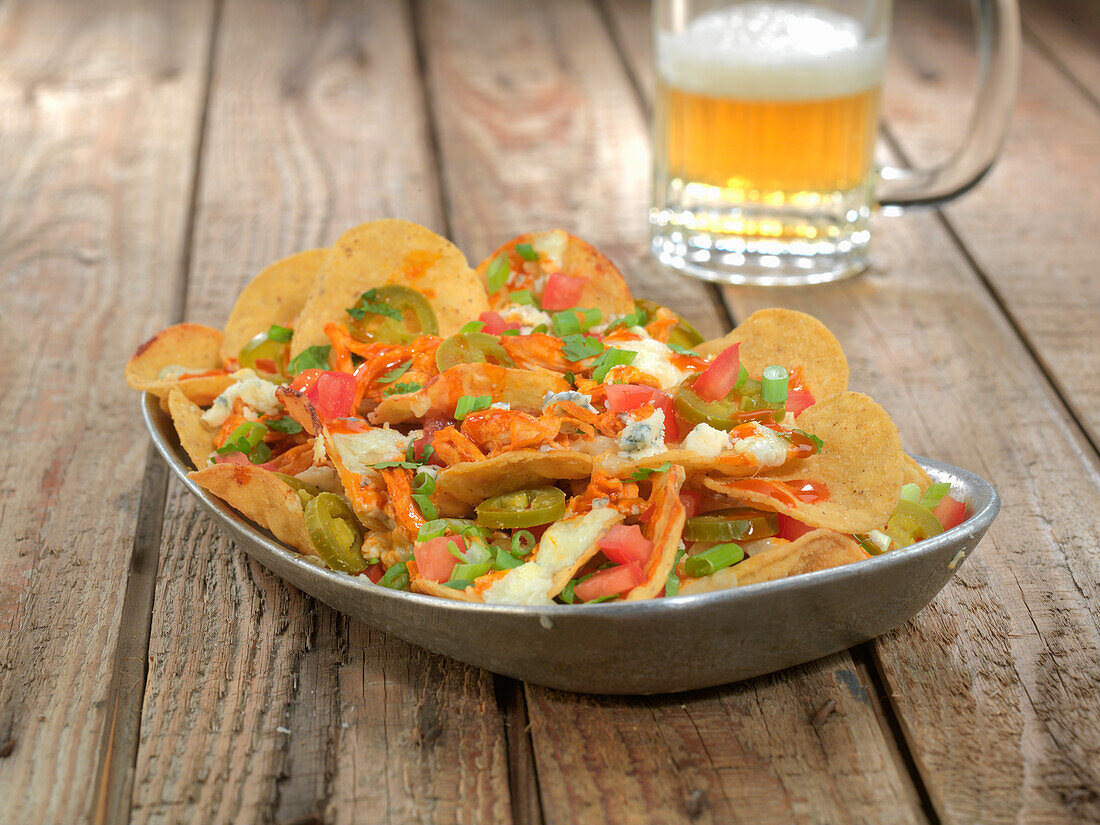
<box><xmin>89</xmin><ymin>3</ymin><xmax>225</xmax><ymax>824</ymax></box>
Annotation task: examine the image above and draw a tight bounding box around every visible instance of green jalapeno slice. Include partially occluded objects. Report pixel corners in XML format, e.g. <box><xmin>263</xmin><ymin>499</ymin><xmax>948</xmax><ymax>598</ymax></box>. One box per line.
<box><xmin>683</xmin><ymin>508</ymin><xmax>779</xmax><ymax>543</ymax></box>
<box><xmin>303</xmin><ymin>492</ymin><xmax>367</xmax><ymax>574</ymax></box>
<box><xmin>634</xmin><ymin>299</ymin><xmax>704</xmax><ymax>349</ymax></box>
<box><xmin>475</xmin><ymin>486</ymin><xmax>566</xmax><ymax>529</ymax></box>
<box><xmin>884</xmin><ymin>498</ymin><xmax>944</xmax><ymax>548</ymax></box>
<box><xmin>238</xmin><ymin>329</ymin><xmax>290</xmax><ymax>380</ymax></box>
<box><xmin>675</xmin><ymin>374</ymin><xmax>785</xmax><ymax>430</ymax></box>
<box><xmin>349</xmin><ymin>285</ymin><xmax>439</xmax><ymax>344</ymax></box>
<box><xmin>436</xmin><ymin>331</ymin><xmax>516</xmax><ymax>371</ymax></box>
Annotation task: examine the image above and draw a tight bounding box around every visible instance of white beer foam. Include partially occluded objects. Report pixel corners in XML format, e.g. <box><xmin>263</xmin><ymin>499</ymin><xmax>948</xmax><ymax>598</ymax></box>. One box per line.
<box><xmin>658</xmin><ymin>2</ymin><xmax>886</xmax><ymax>100</ymax></box>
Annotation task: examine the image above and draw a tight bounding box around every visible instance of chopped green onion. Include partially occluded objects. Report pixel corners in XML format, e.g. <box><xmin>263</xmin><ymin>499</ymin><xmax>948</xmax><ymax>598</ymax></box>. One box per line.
<box><xmin>216</xmin><ymin>421</ymin><xmax>269</xmax><ymax>461</ymax></box>
<box><xmin>445</xmin><ymin>539</ymin><xmax>466</xmax><ymax>561</ymax></box>
<box><xmin>377</xmin><ymin>562</ymin><xmax>409</xmax><ymax>589</ymax></box>
<box><xmin>899</xmin><ymin>483</ymin><xmax>922</xmax><ymax>504</ymax></box>
<box><xmin>486</xmin><ymin>254</ymin><xmax>509</xmax><ymax>293</ymax></box>
<box><xmin>445</xmin><ymin>580</ymin><xmax>475</xmax><ymax>590</ymax></box>
<box><xmin>665</xmin><ymin>545</ymin><xmax>686</xmax><ymax>597</ymax></box>
<box><xmin>412</xmin><ymin>471</ymin><xmax>435</xmax><ymax>494</ymax></box>
<box><xmin>412</xmin><ymin>493</ymin><xmax>437</xmax><ymax>520</ymax></box>
<box><xmin>459</xmin><ymin>320</ymin><xmax>487</xmax><ymax>334</ymax></box>
<box><xmin>563</xmin><ymin>371</ymin><xmax>575</xmax><ymax>387</ymax></box>
<box><xmin>551</xmin><ymin>308</ymin><xmax>601</xmax><ymax>337</ymax></box>
<box><xmin>494</xmin><ymin>547</ymin><xmax>524</xmax><ymax>570</ymax></box>
<box><xmin>607</xmin><ymin>308</ymin><xmax>646</xmax><ymax>332</ymax></box>
<box><xmin>454</xmin><ymin>394</ymin><xmax>492</xmax><ymax>420</ymax></box>
<box><xmin>511</xmin><ymin>530</ymin><xmax>536</xmax><ymax>556</ymax></box>
<box><xmin>530</xmin><ymin>323</ymin><xmax>548</xmax><ymax>334</ymax></box>
<box><xmin>511</xmin><ymin>290</ymin><xmax>535</xmax><ymax>306</ymax></box>
<box><xmin>586</xmin><ymin>594</ymin><xmax>617</xmax><ymax>604</ymax></box>
<box><xmin>267</xmin><ymin>324</ymin><xmax>293</xmax><ymax>343</ymax></box>
<box><xmin>378</xmin><ymin>360</ymin><xmax>413</xmax><ymax>383</ymax></box>
<box><xmin>450</xmin><ymin>561</ymin><xmax>492</xmax><ymax>581</ymax></box>
<box><xmin>591</xmin><ymin>348</ymin><xmax>637</xmax><ymax>382</ymax></box>
<box><xmin>266</xmin><ymin>416</ymin><xmax>303</xmax><ymax>435</ymax></box>
<box><xmin>561</xmin><ymin>334</ymin><xmax>604</xmax><ymax>362</ymax></box>
<box><xmin>632</xmin><ymin>461</ymin><xmax>671</xmax><ymax>481</ymax></box>
<box><xmin>417</xmin><ymin>520</ymin><xmax>448</xmax><ymax>541</ymax></box>
<box><xmin>760</xmin><ymin>365</ymin><xmax>789</xmax><ymax>404</ymax></box>
<box><xmin>734</xmin><ymin>363</ymin><xmax>749</xmax><ymax>389</ymax></box>
<box><xmin>919</xmin><ymin>482</ymin><xmax>951</xmax><ymax>510</ymax></box>
<box><xmin>288</xmin><ymin>345</ymin><xmax>331</xmax><ymax>375</ymax></box>
<box><xmin>558</xmin><ymin>580</ymin><xmax>577</xmax><ymax>604</ymax></box>
<box><xmin>384</xmin><ymin>381</ymin><xmax>422</xmax><ymax>396</ymax></box>
<box><xmin>867</xmin><ymin>529</ymin><xmax>893</xmax><ymax>554</ymax></box>
<box><xmin>684</xmin><ymin>542</ymin><xmax>744</xmax><ymax>577</ymax></box>
<box><xmin>515</xmin><ymin>243</ymin><xmax>539</xmax><ymax>261</ymax></box>
<box><xmin>501</xmin><ymin>328</ymin><xmax>520</xmax><ymax>336</ymax></box>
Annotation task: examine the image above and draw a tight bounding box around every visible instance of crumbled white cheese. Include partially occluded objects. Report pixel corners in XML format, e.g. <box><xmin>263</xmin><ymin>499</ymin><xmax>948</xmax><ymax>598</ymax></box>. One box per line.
<box><xmin>542</xmin><ymin>390</ymin><xmax>596</xmax><ymax>412</ymax></box>
<box><xmin>681</xmin><ymin>423</ymin><xmax>732</xmax><ymax>457</ymax></box>
<box><xmin>618</xmin><ymin>409</ymin><xmax>666</xmax><ymax>459</ymax></box>
<box><xmin>482</xmin><ymin>508</ymin><xmax>622</xmax><ymax>605</ymax></box>
<box><xmin>609</xmin><ymin>338</ymin><xmax>692</xmax><ymax>390</ymax></box>
<box><xmin>501</xmin><ymin>303</ymin><xmax>553</xmax><ymax>334</ymax></box>
<box><xmin>416</xmin><ymin>464</ymin><xmax>440</xmax><ymax>479</ymax></box>
<box><xmin>157</xmin><ymin>364</ymin><xmax>202</xmax><ymax>379</ymax></box>
<box><xmin>732</xmin><ymin>423</ymin><xmax>789</xmax><ymax>467</ymax></box>
<box><xmin>330</xmin><ymin>428</ymin><xmax>410</xmax><ymax>473</ymax></box>
<box><xmin>293</xmin><ymin>465</ymin><xmax>342</xmax><ymax>493</ymax></box>
<box><xmin>490</xmin><ymin>402</ymin><xmax>511</xmax><ymax>410</ymax></box>
<box><xmin>312</xmin><ymin>436</ymin><xmax>327</xmax><ymax>465</ymax></box>
<box><xmin>531</xmin><ymin>231</ymin><xmax>567</xmax><ymax>268</ymax></box>
<box><xmin>201</xmin><ymin>369</ymin><xmax>281</xmax><ymax>428</ymax></box>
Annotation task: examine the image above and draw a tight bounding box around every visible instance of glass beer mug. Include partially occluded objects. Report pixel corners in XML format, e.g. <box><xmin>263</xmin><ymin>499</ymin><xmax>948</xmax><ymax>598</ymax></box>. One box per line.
<box><xmin>650</xmin><ymin>0</ymin><xmax>1020</xmax><ymax>285</ymax></box>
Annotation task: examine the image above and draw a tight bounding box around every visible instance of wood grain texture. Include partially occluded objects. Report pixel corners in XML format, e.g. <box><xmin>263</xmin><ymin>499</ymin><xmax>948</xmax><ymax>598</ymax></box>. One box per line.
<box><xmin>0</xmin><ymin>1</ymin><xmax>214</xmax><ymax>822</ymax></box>
<box><xmin>129</xmin><ymin>2</ymin><xmax>511</xmax><ymax>823</ymax></box>
<box><xmin>415</xmin><ymin>0</ymin><xmax>728</xmax><ymax>341</ymax></box>
<box><xmin>420</xmin><ymin>2</ymin><xmax>924</xmax><ymax>823</ymax></box>
<box><xmin>884</xmin><ymin>0</ymin><xmax>1100</xmax><ymax>449</ymax></box>
<box><xmin>1022</xmin><ymin>0</ymin><xmax>1100</xmax><ymax>107</ymax></box>
<box><xmin>606</xmin><ymin>0</ymin><xmax>1100</xmax><ymax>822</ymax></box>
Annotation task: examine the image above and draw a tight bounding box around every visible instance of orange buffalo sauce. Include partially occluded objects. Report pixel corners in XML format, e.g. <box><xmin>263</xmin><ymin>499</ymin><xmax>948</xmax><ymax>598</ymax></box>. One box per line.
<box><xmin>726</xmin><ymin>478</ymin><xmax>830</xmax><ymax>505</ymax></box>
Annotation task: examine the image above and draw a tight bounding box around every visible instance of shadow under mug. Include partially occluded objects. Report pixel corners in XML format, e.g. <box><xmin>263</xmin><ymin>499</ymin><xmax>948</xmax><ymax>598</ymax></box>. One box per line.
<box><xmin>650</xmin><ymin>0</ymin><xmax>1020</xmax><ymax>286</ymax></box>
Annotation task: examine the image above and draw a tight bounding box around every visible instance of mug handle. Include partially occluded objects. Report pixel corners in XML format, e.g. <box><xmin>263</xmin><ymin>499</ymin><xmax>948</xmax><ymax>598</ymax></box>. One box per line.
<box><xmin>877</xmin><ymin>0</ymin><xmax>1021</xmax><ymax>209</ymax></box>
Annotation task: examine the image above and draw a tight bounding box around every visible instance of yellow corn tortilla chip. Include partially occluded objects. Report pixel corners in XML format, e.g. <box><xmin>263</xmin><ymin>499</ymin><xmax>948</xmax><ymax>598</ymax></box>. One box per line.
<box><xmin>597</xmin><ymin>447</ymin><xmax>794</xmax><ymax>481</ymax></box>
<box><xmin>697</xmin><ymin>308</ymin><xmax>848</xmax><ymax>401</ymax></box>
<box><xmin>434</xmin><ymin>450</ymin><xmax>595</xmax><ymax>509</ymax></box>
<box><xmin>478</xmin><ymin>230</ymin><xmax>634</xmax><ymax>318</ymax></box>
<box><xmin>678</xmin><ymin>529</ymin><xmax>869</xmax><ymax>595</ymax></box>
<box><xmin>220</xmin><ymin>248</ymin><xmax>327</xmax><ymax>362</ymax></box>
<box><xmin>125</xmin><ymin>323</ymin><xmax>233</xmax><ymax>404</ymax></box>
<box><xmin>190</xmin><ymin>464</ymin><xmax>316</xmax><ymax>557</ymax></box>
<box><xmin>167</xmin><ymin>388</ymin><xmax>217</xmax><ymax>469</ymax></box>
<box><xmin>369</xmin><ymin>363</ymin><xmax>568</xmax><ymax>425</ymax></box>
<box><xmin>290</xmin><ymin>220</ymin><xmax>489</xmax><ymax>357</ymax></box>
<box><xmin>625</xmin><ymin>465</ymin><xmax>687</xmax><ymax>601</ymax></box>
<box><xmin>703</xmin><ymin>392</ymin><xmax>904</xmax><ymax>534</ymax></box>
<box><xmin>903</xmin><ymin>453</ymin><xmax>933</xmax><ymax>492</ymax></box>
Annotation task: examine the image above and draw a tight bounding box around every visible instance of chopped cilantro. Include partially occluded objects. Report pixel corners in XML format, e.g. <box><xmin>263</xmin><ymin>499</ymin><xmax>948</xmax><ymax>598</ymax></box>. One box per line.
<box><xmin>667</xmin><ymin>341</ymin><xmax>698</xmax><ymax>356</ymax></box>
<box><xmin>378</xmin><ymin>360</ymin><xmax>413</xmax><ymax>383</ymax></box>
<box><xmin>591</xmin><ymin>348</ymin><xmax>637</xmax><ymax>382</ymax></box>
<box><xmin>511</xmin><ymin>289</ymin><xmax>536</xmax><ymax>307</ymax></box>
<box><xmin>607</xmin><ymin>308</ymin><xmax>647</xmax><ymax>332</ymax></box>
<box><xmin>347</xmin><ymin>288</ymin><xmax>403</xmax><ymax>322</ymax></box>
<box><xmin>792</xmin><ymin>428</ymin><xmax>824</xmax><ymax>454</ymax></box>
<box><xmin>459</xmin><ymin>320</ymin><xmax>486</xmax><ymax>334</ymax></box>
<box><xmin>501</xmin><ymin>328</ymin><xmax>521</xmax><ymax>336</ymax></box>
<box><xmin>561</xmin><ymin>334</ymin><xmax>604</xmax><ymax>362</ymax></box>
<box><xmin>371</xmin><ymin>460</ymin><xmax>420</xmax><ymax>470</ymax></box>
<box><xmin>288</xmin><ymin>345</ymin><xmax>330</xmax><ymax>375</ymax></box>
<box><xmin>267</xmin><ymin>324</ymin><xmax>293</xmax><ymax>343</ymax></box>
<box><xmin>384</xmin><ymin>381</ymin><xmax>422</xmax><ymax>396</ymax></box>
<box><xmin>631</xmin><ymin>461</ymin><xmax>671</xmax><ymax>481</ymax></box>
<box><xmin>266</xmin><ymin>416</ymin><xmax>303</xmax><ymax>435</ymax></box>
<box><xmin>552</xmin><ymin>308</ymin><xmax>602</xmax><ymax>337</ymax></box>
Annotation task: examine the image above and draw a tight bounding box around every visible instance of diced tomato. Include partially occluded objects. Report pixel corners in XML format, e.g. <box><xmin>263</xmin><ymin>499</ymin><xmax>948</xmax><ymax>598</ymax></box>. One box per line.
<box><xmin>597</xmin><ymin>525</ymin><xmax>654</xmax><ymax>567</ymax></box>
<box><xmin>693</xmin><ymin>342</ymin><xmax>741</xmax><ymax>402</ymax></box>
<box><xmin>679</xmin><ymin>489</ymin><xmax>702</xmax><ymax>520</ymax></box>
<box><xmin>213</xmin><ymin>452</ymin><xmax>274</xmax><ymax>471</ymax></box>
<box><xmin>289</xmin><ymin>369</ymin><xmax>326</xmax><ymax>394</ymax></box>
<box><xmin>932</xmin><ymin>495</ymin><xmax>966</xmax><ymax>531</ymax></box>
<box><xmin>413</xmin><ymin>417</ymin><xmax>449</xmax><ymax>465</ymax></box>
<box><xmin>540</xmin><ymin>272</ymin><xmax>588</xmax><ymax>311</ymax></box>
<box><xmin>365</xmin><ymin>563</ymin><xmax>385</xmax><ymax>583</ymax></box>
<box><xmin>479</xmin><ymin>311</ymin><xmax>520</xmax><ymax>335</ymax></box>
<box><xmin>786</xmin><ymin>389</ymin><xmax>816</xmax><ymax>416</ymax></box>
<box><xmin>776</xmin><ymin>513</ymin><xmax>816</xmax><ymax>541</ymax></box>
<box><xmin>413</xmin><ymin>536</ymin><xmax>467</xmax><ymax>583</ymax></box>
<box><xmin>304</xmin><ymin>370</ymin><xmax>357</xmax><ymax>421</ymax></box>
<box><xmin>574</xmin><ymin>562</ymin><xmax>645</xmax><ymax>602</ymax></box>
<box><xmin>605</xmin><ymin>385</ymin><xmax>679</xmax><ymax>441</ymax></box>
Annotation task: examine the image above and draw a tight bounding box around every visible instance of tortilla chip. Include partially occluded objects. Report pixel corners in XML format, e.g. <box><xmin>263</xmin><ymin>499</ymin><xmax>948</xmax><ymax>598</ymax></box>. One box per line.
<box><xmin>290</xmin><ymin>220</ymin><xmax>489</xmax><ymax>357</ymax></box>
<box><xmin>678</xmin><ymin>529</ymin><xmax>869</xmax><ymax>595</ymax></box>
<box><xmin>697</xmin><ymin>309</ymin><xmax>848</xmax><ymax>401</ymax></box>
<box><xmin>703</xmin><ymin>392</ymin><xmax>904</xmax><ymax>534</ymax></box>
<box><xmin>478</xmin><ymin>230</ymin><xmax>634</xmax><ymax>318</ymax></box>
<box><xmin>276</xmin><ymin>386</ymin><xmax>323</xmax><ymax>436</ymax></box>
<box><xmin>625</xmin><ymin>465</ymin><xmax>687</xmax><ymax>600</ymax></box>
<box><xmin>597</xmin><ymin>447</ymin><xmax>792</xmax><ymax>481</ymax></box>
<box><xmin>903</xmin><ymin>454</ymin><xmax>932</xmax><ymax>492</ymax></box>
<box><xmin>220</xmin><ymin>248</ymin><xmax>327</xmax><ymax>362</ymax></box>
<box><xmin>190</xmin><ymin>464</ymin><xmax>316</xmax><ymax>557</ymax></box>
<box><xmin>167</xmin><ymin>388</ymin><xmax>217</xmax><ymax>469</ymax></box>
<box><xmin>434</xmin><ymin>450</ymin><xmax>595</xmax><ymax>508</ymax></box>
<box><xmin>369</xmin><ymin>363</ymin><xmax>568</xmax><ymax>425</ymax></box>
<box><xmin>125</xmin><ymin>323</ymin><xmax>233</xmax><ymax>403</ymax></box>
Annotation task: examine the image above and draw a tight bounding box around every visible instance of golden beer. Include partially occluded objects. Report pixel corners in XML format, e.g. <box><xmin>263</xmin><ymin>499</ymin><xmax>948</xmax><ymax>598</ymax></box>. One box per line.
<box><xmin>651</xmin><ymin>1</ymin><xmax>888</xmax><ymax>282</ymax></box>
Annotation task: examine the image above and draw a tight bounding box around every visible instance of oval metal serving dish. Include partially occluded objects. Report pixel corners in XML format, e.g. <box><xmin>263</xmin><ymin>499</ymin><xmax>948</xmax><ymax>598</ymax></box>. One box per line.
<box><xmin>144</xmin><ymin>393</ymin><xmax>999</xmax><ymax>695</ymax></box>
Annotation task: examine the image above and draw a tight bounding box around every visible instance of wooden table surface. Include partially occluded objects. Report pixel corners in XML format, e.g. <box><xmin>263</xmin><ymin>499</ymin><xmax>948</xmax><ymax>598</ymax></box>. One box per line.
<box><xmin>3</xmin><ymin>0</ymin><xmax>1099</xmax><ymax>823</ymax></box>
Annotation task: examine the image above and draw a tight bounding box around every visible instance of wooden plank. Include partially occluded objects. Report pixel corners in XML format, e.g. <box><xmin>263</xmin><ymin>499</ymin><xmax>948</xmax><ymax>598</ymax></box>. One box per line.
<box><xmin>1022</xmin><ymin>0</ymin><xmax>1100</xmax><ymax>106</ymax></box>
<box><xmin>0</xmin><ymin>2</ymin><xmax>215</xmax><ymax>823</ymax></box>
<box><xmin>883</xmin><ymin>0</ymin><xmax>1100</xmax><ymax>449</ymax></box>
<box><xmin>418</xmin><ymin>2</ymin><xmax>925</xmax><ymax>823</ymax></box>
<box><xmin>603</xmin><ymin>0</ymin><xmax>1100</xmax><ymax>822</ymax></box>
<box><xmin>128</xmin><ymin>2</ymin><xmax>511</xmax><ymax>824</ymax></box>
